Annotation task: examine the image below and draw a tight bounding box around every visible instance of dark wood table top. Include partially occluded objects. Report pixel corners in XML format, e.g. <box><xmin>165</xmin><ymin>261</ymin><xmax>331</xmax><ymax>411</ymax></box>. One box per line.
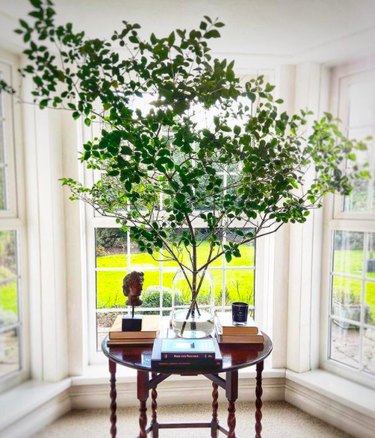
<box><xmin>102</xmin><ymin>333</ymin><xmax>272</xmax><ymax>375</ymax></box>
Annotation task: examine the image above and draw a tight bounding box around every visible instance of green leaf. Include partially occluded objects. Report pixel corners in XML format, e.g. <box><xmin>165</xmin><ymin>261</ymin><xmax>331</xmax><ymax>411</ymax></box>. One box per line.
<box><xmin>205</xmin><ymin>30</ymin><xmax>220</xmax><ymax>39</ymax></box>
<box><xmin>168</xmin><ymin>31</ymin><xmax>175</xmax><ymax>46</ymax></box>
<box><xmin>199</xmin><ymin>21</ymin><xmax>207</xmax><ymax>31</ymax></box>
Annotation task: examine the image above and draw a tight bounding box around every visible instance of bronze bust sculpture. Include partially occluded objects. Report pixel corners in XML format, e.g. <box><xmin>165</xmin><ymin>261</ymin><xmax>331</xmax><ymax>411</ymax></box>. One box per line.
<box><xmin>123</xmin><ymin>271</ymin><xmax>144</xmax><ymax>307</ymax></box>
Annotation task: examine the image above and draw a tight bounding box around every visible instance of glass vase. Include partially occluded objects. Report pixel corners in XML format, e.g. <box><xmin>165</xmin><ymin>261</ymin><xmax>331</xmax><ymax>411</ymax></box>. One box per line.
<box><xmin>171</xmin><ymin>269</ymin><xmax>215</xmax><ymax>338</ymax></box>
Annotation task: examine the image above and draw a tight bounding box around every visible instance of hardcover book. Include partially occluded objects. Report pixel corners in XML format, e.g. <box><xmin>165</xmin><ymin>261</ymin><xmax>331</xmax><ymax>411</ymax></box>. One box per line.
<box><xmin>215</xmin><ymin>312</ymin><xmax>258</xmax><ymax>335</ymax></box>
<box><xmin>151</xmin><ymin>337</ymin><xmax>223</xmax><ymax>368</ymax></box>
<box><xmin>215</xmin><ymin>332</ymin><xmax>264</xmax><ymax>344</ymax></box>
<box><xmin>161</xmin><ymin>338</ymin><xmax>216</xmax><ymax>359</ymax></box>
<box><xmin>109</xmin><ymin>315</ymin><xmax>161</xmax><ymax>340</ymax></box>
<box><xmin>107</xmin><ymin>338</ymin><xmax>156</xmax><ymax>346</ymax></box>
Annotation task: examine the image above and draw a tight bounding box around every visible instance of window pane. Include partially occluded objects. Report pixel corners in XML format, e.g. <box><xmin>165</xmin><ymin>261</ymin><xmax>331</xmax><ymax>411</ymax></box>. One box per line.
<box><xmin>343</xmin><ymin>142</ymin><xmax>372</xmax><ymax>213</ymax></box>
<box><xmin>96</xmin><ymin>311</ymin><xmax>122</xmax><ymax>350</ymax></box>
<box><xmin>226</xmin><ymin>229</ymin><xmax>255</xmax><ymax>267</ymax></box>
<box><xmin>342</xmin><ymin>77</ymin><xmax>375</xmax><ymax>214</ymax></box>
<box><xmin>365</xmin><ymin>282</ymin><xmax>375</xmax><ymax>327</ymax></box>
<box><xmin>0</xmin><ymin>85</ymin><xmax>8</xmax><ymax>211</ymax></box>
<box><xmin>333</xmin><ymin>231</ymin><xmax>363</xmax><ymax>275</ymax></box>
<box><xmin>332</xmin><ymin>276</ymin><xmax>362</xmax><ymax>323</ymax></box>
<box><xmin>0</xmin><ymin>328</ymin><xmax>20</xmax><ymax>377</ymax></box>
<box><xmin>0</xmin><ymin>115</ymin><xmax>4</xmax><ymax>163</ymax></box>
<box><xmin>0</xmin><ymin>231</ymin><xmax>18</xmax><ymax>327</ymax></box>
<box><xmin>0</xmin><ymin>167</ymin><xmax>7</xmax><ymax>210</ymax></box>
<box><xmin>96</xmin><ymin>228</ymin><xmax>127</xmax><ymax>268</ymax></box>
<box><xmin>330</xmin><ymin>319</ymin><xmax>360</xmax><ymax>369</ymax></box>
<box><xmin>0</xmin><ymin>280</ymin><xmax>18</xmax><ymax>328</ymax></box>
<box><xmin>348</xmin><ymin>81</ymin><xmax>375</xmax><ymax>127</ymax></box>
<box><xmin>225</xmin><ymin>269</ymin><xmax>255</xmax><ymax>307</ymax></box>
<box><xmin>129</xmin><ymin>240</ymin><xmax>159</xmax><ymax>269</ymax></box>
<box><xmin>363</xmin><ymin>327</ymin><xmax>375</xmax><ymax>374</ymax></box>
<box><xmin>196</xmin><ymin>228</ymin><xmax>223</xmax><ymax>267</ymax></box>
<box><xmin>0</xmin><ymin>85</ymin><xmax>5</xmax><ymax>163</ymax></box>
<box><xmin>142</xmin><ymin>285</ymin><xmax>174</xmax><ymax>314</ymax></box>
<box><xmin>96</xmin><ymin>271</ymin><xmax>125</xmax><ymax>309</ymax></box>
<box><xmin>366</xmin><ymin>233</ymin><xmax>375</xmax><ymax>279</ymax></box>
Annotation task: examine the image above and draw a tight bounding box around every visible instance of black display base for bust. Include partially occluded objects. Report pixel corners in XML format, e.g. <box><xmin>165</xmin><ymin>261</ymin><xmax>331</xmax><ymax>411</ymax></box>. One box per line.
<box><xmin>122</xmin><ymin>315</ymin><xmax>142</xmax><ymax>331</ymax></box>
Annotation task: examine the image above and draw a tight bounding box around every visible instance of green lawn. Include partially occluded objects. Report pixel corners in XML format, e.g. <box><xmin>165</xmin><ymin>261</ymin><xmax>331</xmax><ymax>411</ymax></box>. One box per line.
<box><xmin>0</xmin><ymin>281</ymin><xmax>18</xmax><ymax>317</ymax></box>
<box><xmin>333</xmin><ymin>250</ymin><xmax>375</xmax><ymax>317</ymax></box>
<box><xmin>1</xmin><ymin>246</ymin><xmax>373</xmax><ymax>320</ymax></box>
<box><xmin>96</xmin><ymin>242</ymin><xmax>255</xmax><ymax>308</ymax></box>
<box><xmin>96</xmin><ymin>247</ymin><xmax>375</xmax><ymax>319</ymax></box>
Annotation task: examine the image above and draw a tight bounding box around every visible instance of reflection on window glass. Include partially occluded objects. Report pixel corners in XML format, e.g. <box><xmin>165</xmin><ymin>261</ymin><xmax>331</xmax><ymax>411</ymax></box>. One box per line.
<box><xmin>0</xmin><ymin>231</ymin><xmax>20</xmax><ymax>378</ymax></box>
<box><xmin>330</xmin><ymin>231</ymin><xmax>375</xmax><ymax>375</ymax></box>
<box><xmin>333</xmin><ymin>231</ymin><xmax>363</xmax><ymax>274</ymax></box>
<box><xmin>367</xmin><ymin>233</ymin><xmax>375</xmax><ymax>278</ymax></box>
<box><xmin>365</xmin><ymin>282</ymin><xmax>375</xmax><ymax>327</ymax></box>
<box><xmin>332</xmin><ymin>277</ymin><xmax>362</xmax><ymax>323</ymax></box>
<box><xmin>0</xmin><ymin>231</ymin><xmax>18</xmax><ymax>318</ymax></box>
<box><xmin>330</xmin><ymin>320</ymin><xmax>360</xmax><ymax>369</ymax></box>
<box><xmin>0</xmin><ymin>86</ymin><xmax>4</xmax><ymax>163</ymax></box>
<box><xmin>363</xmin><ymin>327</ymin><xmax>375</xmax><ymax>374</ymax></box>
<box><xmin>0</xmin><ymin>85</ymin><xmax>8</xmax><ymax>211</ymax></box>
<box><xmin>96</xmin><ymin>311</ymin><xmax>122</xmax><ymax>350</ymax></box>
<box><xmin>0</xmin><ymin>168</ymin><xmax>6</xmax><ymax>210</ymax></box>
<box><xmin>342</xmin><ymin>77</ymin><xmax>375</xmax><ymax>214</ymax></box>
<box><xmin>0</xmin><ymin>329</ymin><xmax>20</xmax><ymax>378</ymax></box>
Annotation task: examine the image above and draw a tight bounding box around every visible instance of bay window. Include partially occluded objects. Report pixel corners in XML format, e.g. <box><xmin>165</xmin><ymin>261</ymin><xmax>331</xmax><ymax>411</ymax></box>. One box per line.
<box><xmin>324</xmin><ymin>65</ymin><xmax>375</xmax><ymax>380</ymax></box>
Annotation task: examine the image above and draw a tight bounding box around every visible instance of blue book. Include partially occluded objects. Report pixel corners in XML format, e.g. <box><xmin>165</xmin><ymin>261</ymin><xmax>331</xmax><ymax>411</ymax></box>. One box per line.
<box><xmin>152</xmin><ymin>338</ymin><xmax>222</xmax><ymax>366</ymax></box>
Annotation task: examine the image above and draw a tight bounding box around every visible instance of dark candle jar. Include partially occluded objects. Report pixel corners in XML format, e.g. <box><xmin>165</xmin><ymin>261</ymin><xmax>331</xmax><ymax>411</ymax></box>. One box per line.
<box><xmin>232</xmin><ymin>302</ymin><xmax>249</xmax><ymax>325</ymax></box>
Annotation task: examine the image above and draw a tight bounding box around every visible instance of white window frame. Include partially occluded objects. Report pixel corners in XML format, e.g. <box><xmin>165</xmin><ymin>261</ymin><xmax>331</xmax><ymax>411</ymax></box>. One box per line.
<box><xmin>320</xmin><ymin>59</ymin><xmax>375</xmax><ymax>388</ymax></box>
<box><xmin>0</xmin><ymin>54</ymin><xmax>29</xmax><ymax>393</ymax></box>
<box><xmin>0</xmin><ymin>61</ymin><xmax>17</xmax><ymax>218</ymax></box>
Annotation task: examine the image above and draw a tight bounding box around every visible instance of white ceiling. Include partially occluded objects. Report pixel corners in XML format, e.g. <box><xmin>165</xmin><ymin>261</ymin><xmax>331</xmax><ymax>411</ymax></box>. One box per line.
<box><xmin>0</xmin><ymin>0</ymin><xmax>375</xmax><ymax>67</ymax></box>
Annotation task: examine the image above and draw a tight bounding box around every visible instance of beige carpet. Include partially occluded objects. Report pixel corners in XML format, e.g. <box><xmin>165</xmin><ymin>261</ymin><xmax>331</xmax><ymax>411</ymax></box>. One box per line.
<box><xmin>34</xmin><ymin>401</ymin><xmax>351</xmax><ymax>437</ymax></box>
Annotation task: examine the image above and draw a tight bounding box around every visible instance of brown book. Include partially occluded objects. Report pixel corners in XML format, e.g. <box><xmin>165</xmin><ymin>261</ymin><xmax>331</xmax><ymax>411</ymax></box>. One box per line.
<box><xmin>107</xmin><ymin>338</ymin><xmax>155</xmax><ymax>346</ymax></box>
<box><xmin>215</xmin><ymin>312</ymin><xmax>258</xmax><ymax>335</ymax></box>
<box><xmin>215</xmin><ymin>332</ymin><xmax>264</xmax><ymax>344</ymax></box>
<box><xmin>109</xmin><ymin>315</ymin><xmax>161</xmax><ymax>340</ymax></box>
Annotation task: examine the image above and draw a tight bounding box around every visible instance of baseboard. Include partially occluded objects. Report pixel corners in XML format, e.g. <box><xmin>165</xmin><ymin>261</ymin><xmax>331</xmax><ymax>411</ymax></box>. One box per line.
<box><xmin>70</xmin><ymin>374</ymin><xmax>285</xmax><ymax>409</ymax></box>
<box><xmin>285</xmin><ymin>377</ymin><xmax>375</xmax><ymax>438</ymax></box>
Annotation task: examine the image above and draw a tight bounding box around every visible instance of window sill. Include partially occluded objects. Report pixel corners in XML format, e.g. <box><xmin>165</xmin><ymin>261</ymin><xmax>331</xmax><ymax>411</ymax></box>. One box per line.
<box><xmin>0</xmin><ymin>378</ymin><xmax>71</xmax><ymax>432</ymax></box>
<box><xmin>286</xmin><ymin>369</ymin><xmax>375</xmax><ymax>419</ymax></box>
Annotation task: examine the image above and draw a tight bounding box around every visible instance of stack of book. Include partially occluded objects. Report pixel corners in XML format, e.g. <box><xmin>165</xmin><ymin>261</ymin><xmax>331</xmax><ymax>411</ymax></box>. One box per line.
<box><xmin>151</xmin><ymin>338</ymin><xmax>223</xmax><ymax>369</ymax></box>
<box><xmin>107</xmin><ymin>314</ymin><xmax>161</xmax><ymax>346</ymax></box>
<box><xmin>214</xmin><ymin>312</ymin><xmax>264</xmax><ymax>344</ymax></box>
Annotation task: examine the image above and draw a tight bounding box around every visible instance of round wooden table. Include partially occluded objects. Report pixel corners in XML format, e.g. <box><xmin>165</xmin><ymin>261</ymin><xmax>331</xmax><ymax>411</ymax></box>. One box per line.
<box><xmin>102</xmin><ymin>333</ymin><xmax>272</xmax><ymax>438</ymax></box>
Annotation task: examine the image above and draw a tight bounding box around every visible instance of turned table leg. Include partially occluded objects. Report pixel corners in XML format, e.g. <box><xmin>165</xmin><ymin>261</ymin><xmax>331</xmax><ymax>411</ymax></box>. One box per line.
<box><xmin>211</xmin><ymin>382</ymin><xmax>219</xmax><ymax>438</ymax></box>
<box><xmin>151</xmin><ymin>372</ymin><xmax>159</xmax><ymax>438</ymax></box>
<box><xmin>137</xmin><ymin>370</ymin><xmax>149</xmax><ymax>438</ymax></box>
<box><xmin>226</xmin><ymin>370</ymin><xmax>238</xmax><ymax>438</ymax></box>
<box><xmin>255</xmin><ymin>360</ymin><xmax>264</xmax><ymax>438</ymax></box>
<box><xmin>109</xmin><ymin>360</ymin><xmax>117</xmax><ymax>438</ymax></box>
